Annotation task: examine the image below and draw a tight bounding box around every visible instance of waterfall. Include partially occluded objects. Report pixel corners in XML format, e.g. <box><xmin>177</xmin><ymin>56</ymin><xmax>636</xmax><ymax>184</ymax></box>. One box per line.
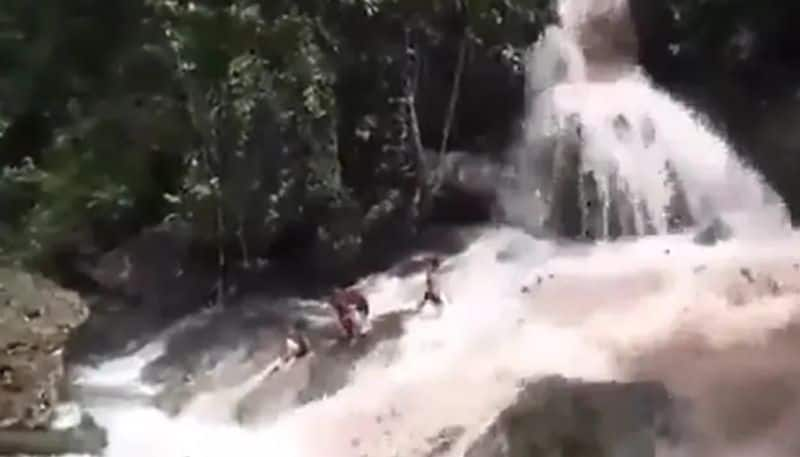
<box><xmin>501</xmin><ymin>1</ymin><xmax>789</xmax><ymax>240</ymax></box>
<box><xmin>69</xmin><ymin>2</ymin><xmax>800</xmax><ymax>457</ymax></box>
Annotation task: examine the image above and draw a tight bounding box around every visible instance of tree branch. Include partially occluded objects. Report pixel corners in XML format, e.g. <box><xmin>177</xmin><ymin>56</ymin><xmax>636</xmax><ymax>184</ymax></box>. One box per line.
<box><xmin>435</xmin><ymin>0</ymin><xmax>469</xmax><ymax>194</ymax></box>
<box><xmin>404</xmin><ymin>25</ymin><xmax>429</xmax><ymax>219</ymax></box>
<box><xmin>439</xmin><ymin>30</ymin><xmax>468</xmax><ymax>157</ymax></box>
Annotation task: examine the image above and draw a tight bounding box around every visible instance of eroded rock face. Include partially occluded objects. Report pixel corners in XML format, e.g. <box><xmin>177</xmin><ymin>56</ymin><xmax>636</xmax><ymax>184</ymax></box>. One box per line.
<box><xmin>84</xmin><ymin>224</ymin><xmax>215</xmax><ymax>316</ymax></box>
<box><xmin>465</xmin><ymin>376</ymin><xmax>678</xmax><ymax>457</ymax></box>
<box><xmin>0</xmin><ymin>268</ymin><xmax>89</xmax><ymax>429</ymax></box>
<box><xmin>693</xmin><ymin>217</ymin><xmax>733</xmax><ymax>246</ymax></box>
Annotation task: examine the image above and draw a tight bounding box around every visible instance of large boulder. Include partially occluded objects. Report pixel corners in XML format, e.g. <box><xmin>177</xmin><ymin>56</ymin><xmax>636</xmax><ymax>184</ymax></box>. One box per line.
<box><xmin>693</xmin><ymin>217</ymin><xmax>733</xmax><ymax>246</ymax></box>
<box><xmin>430</xmin><ymin>151</ymin><xmax>515</xmax><ymax>224</ymax></box>
<box><xmin>465</xmin><ymin>376</ymin><xmax>678</xmax><ymax>457</ymax></box>
<box><xmin>0</xmin><ymin>410</ymin><xmax>107</xmax><ymax>455</ymax></box>
<box><xmin>0</xmin><ymin>268</ymin><xmax>88</xmax><ymax>429</ymax></box>
<box><xmin>81</xmin><ymin>223</ymin><xmax>215</xmax><ymax>314</ymax></box>
<box><xmin>67</xmin><ymin>223</ymin><xmax>219</xmax><ymax>361</ymax></box>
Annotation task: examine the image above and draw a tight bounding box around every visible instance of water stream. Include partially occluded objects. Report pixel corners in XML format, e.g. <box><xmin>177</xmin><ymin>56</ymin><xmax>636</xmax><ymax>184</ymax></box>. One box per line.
<box><xmin>71</xmin><ymin>1</ymin><xmax>800</xmax><ymax>456</ymax></box>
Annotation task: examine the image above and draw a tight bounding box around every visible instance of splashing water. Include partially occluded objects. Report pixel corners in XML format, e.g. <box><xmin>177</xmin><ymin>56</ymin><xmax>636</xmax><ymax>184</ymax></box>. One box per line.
<box><xmin>502</xmin><ymin>1</ymin><xmax>789</xmax><ymax>240</ymax></box>
<box><xmin>72</xmin><ymin>1</ymin><xmax>800</xmax><ymax>457</ymax></box>
<box><xmin>75</xmin><ymin>228</ymin><xmax>800</xmax><ymax>457</ymax></box>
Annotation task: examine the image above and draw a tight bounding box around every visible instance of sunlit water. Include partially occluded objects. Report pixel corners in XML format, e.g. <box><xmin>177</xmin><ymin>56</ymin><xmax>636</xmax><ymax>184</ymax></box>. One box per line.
<box><xmin>503</xmin><ymin>0</ymin><xmax>788</xmax><ymax>239</ymax></box>
<box><xmin>70</xmin><ymin>0</ymin><xmax>800</xmax><ymax>456</ymax></box>
<box><xmin>73</xmin><ymin>229</ymin><xmax>800</xmax><ymax>457</ymax></box>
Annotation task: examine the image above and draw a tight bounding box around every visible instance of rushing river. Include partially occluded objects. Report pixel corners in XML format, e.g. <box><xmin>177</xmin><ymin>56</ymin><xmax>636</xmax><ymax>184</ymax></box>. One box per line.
<box><xmin>70</xmin><ymin>1</ymin><xmax>800</xmax><ymax>456</ymax></box>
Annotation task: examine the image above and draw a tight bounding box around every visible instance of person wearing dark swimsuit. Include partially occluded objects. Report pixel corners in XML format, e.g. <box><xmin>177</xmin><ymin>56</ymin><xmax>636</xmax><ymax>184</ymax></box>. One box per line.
<box><xmin>417</xmin><ymin>257</ymin><xmax>444</xmax><ymax>311</ymax></box>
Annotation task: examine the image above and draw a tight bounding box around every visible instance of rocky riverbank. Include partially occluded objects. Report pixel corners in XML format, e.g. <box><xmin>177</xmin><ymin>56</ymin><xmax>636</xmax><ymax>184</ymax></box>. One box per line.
<box><xmin>0</xmin><ymin>267</ymin><xmax>106</xmax><ymax>455</ymax></box>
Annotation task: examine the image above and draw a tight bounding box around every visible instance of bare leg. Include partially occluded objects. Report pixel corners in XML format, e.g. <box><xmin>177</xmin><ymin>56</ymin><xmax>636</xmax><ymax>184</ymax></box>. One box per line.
<box><xmin>358</xmin><ymin>311</ymin><xmax>372</xmax><ymax>335</ymax></box>
<box><xmin>418</xmin><ymin>290</ymin><xmax>434</xmax><ymax>312</ymax></box>
<box><xmin>433</xmin><ymin>294</ymin><xmax>445</xmax><ymax>316</ymax></box>
<box><xmin>339</xmin><ymin>316</ymin><xmax>355</xmax><ymax>341</ymax></box>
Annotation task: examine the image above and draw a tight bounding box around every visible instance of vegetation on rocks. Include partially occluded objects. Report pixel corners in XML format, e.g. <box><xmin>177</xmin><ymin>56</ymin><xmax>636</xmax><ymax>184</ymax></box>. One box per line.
<box><xmin>4</xmin><ymin>1</ymin><xmax>800</xmax><ymax>278</ymax></box>
<box><xmin>2</xmin><ymin>0</ymin><xmax>800</xmax><ymax>446</ymax></box>
<box><xmin>0</xmin><ymin>0</ymin><xmax>557</xmax><ymax>283</ymax></box>
<box><xmin>0</xmin><ymin>4</ymin><xmax>557</xmax><ymax>428</ymax></box>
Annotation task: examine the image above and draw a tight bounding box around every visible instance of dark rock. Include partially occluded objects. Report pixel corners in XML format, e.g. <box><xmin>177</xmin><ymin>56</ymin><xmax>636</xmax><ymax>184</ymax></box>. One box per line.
<box><xmin>67</xmin><ymin>223</ymin><xmax>220</xmax><ymax>361</ymax></box>
<box><xmin>693</xmin><ymin>218</ymin><xmax>733</xmax><ymax>246</ymax></box>
<box><xmin>464</xmin><ymin>376</ymin><xmax>677</xmax><ymax>457</ymax></box>
<box><xmin>425</xmin><ymin>425</ymin><xmax>466</xmax><ymax>457</ymax></box>
<box><xmin>81</xmin><ymin>223</ymin><xmax>216</xmax><ymax>318</ymax></box>
<box><xmin>432</xmin><ymin>151</ymin><xmax>516</xmax><ymax>224</ymax></box>
<box><xmin>612</xmin><ymin>114</ymin><xmax>633</xmax><ymax>141</ymax></box>
<box><xmin>739</xmin><ymin>267</ymin><xmax>756</xmax><ymax>284</ymax></box>
<box><xmin>0</xmin><ymin>412</ymin><xmax>107</xmax><ymax>455</ymax></box>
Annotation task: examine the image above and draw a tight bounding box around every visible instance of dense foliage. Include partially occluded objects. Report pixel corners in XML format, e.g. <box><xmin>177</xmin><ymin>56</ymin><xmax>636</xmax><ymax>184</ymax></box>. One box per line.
<box><xmin>6</xmin><ymin>0</ymin><xmax>800</xmax><ymax>279</ymax></box>
<box><xmin>634</xmin><ymin>0</ymin><xmax>800</xmax><ymax>90</ymax></box>
<box><xmin>0</xmin><ymin>0</ymin><xmax>556</xmax><ymax>275</ymax></box>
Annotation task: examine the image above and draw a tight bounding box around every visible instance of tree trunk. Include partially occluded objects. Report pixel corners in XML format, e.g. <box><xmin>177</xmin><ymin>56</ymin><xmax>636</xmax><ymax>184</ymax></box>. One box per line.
<box><xmin>404</xmin><ymin>25</ymin><xmax>431</xmax><ymax>221</ymax></box>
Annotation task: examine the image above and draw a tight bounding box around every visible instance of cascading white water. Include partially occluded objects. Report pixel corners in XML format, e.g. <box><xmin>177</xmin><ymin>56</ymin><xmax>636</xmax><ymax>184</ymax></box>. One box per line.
<box><xmin>71</xmin><ymin>1</ymin><xmax>800</xmax><ymax>457</ymax></box>
<box><xmin>76</xmin><ymin>228</ymin><xmax>800</xmax><ymax>457</ymax></box>
<box><xmin>502</xmin><ymin>1</ymin><xmax>789</xmax><ymax>240</ymax></box>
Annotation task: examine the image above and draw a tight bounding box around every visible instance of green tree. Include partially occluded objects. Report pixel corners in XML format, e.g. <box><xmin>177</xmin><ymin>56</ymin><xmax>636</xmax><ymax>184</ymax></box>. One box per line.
<box><xmin>0</xmin><ymin>0</ymin><xmax>557</xmax><ymax>279</ymax></box>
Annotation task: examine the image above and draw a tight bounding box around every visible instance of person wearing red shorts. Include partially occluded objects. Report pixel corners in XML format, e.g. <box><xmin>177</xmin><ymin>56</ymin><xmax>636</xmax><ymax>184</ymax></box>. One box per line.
<box><xmin>330</xmin><ymin>287</ymin><xmax>370</xmax><ymax>340</ymax></box>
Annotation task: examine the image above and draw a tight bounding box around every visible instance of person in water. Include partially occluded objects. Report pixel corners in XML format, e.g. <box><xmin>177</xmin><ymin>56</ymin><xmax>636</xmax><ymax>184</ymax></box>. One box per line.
<box><xmin>330</xmin><ymin>287</ymin><xmax>370</xmax><ymax>340</ymax></box>
<box><xmin>282</xmin><ymin>318</ymin><xmax>311</xmax><ymax>362</ymax></box>
<box><xmin>266</xmin><ymin>318</ymin><xmax>312</xmax><ymax>376</ymax></box>
<box><xmin>417</xmin><ymin>256</ymin><xmax>445</xmax><ymax>312</ymax></box>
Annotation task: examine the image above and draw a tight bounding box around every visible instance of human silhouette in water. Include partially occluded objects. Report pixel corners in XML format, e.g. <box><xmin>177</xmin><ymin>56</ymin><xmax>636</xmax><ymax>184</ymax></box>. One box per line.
<box><xmin>283</xmin><ymin>318</ymin><xmax>311</xmax><ymax>361</ymax></box>
<box><xmin>267</xmin><ymin>318</ymin><xmax>312</xmax><ymax>376</ymax></box>
<box><xmin>330</xmin><ymin>287</ymin><xmax>370</xmax><ymax>340</ymax></box>
<box><xmin>417</xmin><ymin>256</ymin><xmax>445</xmax><ymax>312</ymax></box>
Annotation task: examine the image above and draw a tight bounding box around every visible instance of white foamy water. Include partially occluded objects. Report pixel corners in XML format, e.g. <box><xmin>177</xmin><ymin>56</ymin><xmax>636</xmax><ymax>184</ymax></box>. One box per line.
<box><xmin>75</xmin><ymin>228</ymin><xmax>800</xmax><ymax>457</ymax></box>
<box><xmin>71</xmin><ymin>1</ymin><xmax>800</xmax><ymax>456</ymax></box>
<box><xmin>504</xmin><ymin>1</ymin><xmax>788</xmax><ymax>239</ymax></box>
<box><xmin>548</xmin><ymin>75</ymin><xmax>785</xmax><ymax>235</ymax></box>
